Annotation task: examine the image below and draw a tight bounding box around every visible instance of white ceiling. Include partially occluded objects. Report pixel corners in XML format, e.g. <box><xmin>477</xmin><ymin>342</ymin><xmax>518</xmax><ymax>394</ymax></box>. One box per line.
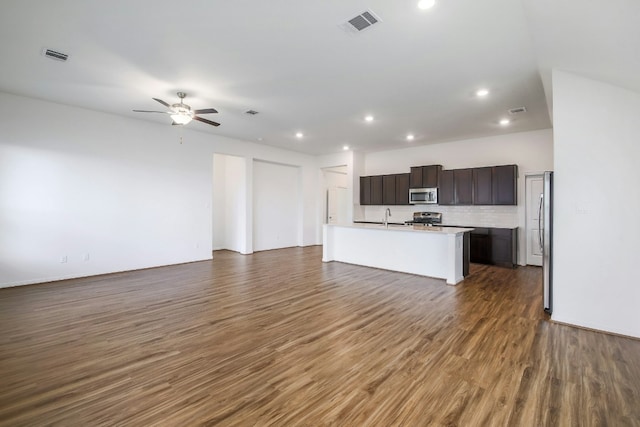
<box><xmin>0</xmin><ymin>0</ymin><xmax>637</xmax><ymax>155</ymax></box>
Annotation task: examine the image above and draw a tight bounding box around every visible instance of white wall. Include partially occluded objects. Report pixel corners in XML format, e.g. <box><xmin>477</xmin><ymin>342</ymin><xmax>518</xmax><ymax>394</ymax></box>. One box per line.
<box><xmin>361</xmin><ymin>129</ymin><xmax>554</xmax><ymax>264</ymax></box>
<box><xmin>552</xmin><ymin>70</ymin><xmax>640</xmax><ymax>338</ymax></box>
<box><xmin>252</xmin><ymin>160</ymin><xmax>300</xmax><ymax>251</ymax></box>
<box><xmin>0</xmin><ymin>92</ymin><xmax>319</xmax><ymax>287</ymax></box>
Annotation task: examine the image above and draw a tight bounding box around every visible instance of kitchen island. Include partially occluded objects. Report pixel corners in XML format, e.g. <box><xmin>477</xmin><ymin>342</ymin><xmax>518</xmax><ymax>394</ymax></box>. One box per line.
<box><xmin>322</xmin><ymin>223</ymin><xmax>474</xmax><ymax>285</ymax></box>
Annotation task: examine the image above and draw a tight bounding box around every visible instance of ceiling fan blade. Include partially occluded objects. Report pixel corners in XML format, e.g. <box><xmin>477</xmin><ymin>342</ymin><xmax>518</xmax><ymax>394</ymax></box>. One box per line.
<box><xmin>193</xmin><ymin>116</ymin><xmax>220</xmax><ymax>127</ymax></box>
<box><xmin>152</xmin><ymin>98</ymin><xmax>170</xmax><ymax>107</ymax></box>
<box><xmin>133</xmin><ymin>109</ymin><xmax>170</xmax><ymax>113</ymax></box>
<box><xmin>193</xmin><ymin>108</ymin><xmax>218</xmax><ymax>115</ymax></box>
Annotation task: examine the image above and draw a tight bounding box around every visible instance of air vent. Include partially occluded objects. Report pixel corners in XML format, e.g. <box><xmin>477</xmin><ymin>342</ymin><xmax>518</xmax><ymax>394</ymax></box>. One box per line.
<box><xmin>42</xmin><ymin>48</ymin><xmax>69</xmax><ymax>62</ymax></box>
<box><xmin>245</xmin><ymin>110</ymin><xmax>259</xmax><ymax>115</ymax></box>
<box><xmin>508</xmin><ymin>106</ymin><xmax>527</xmax><ymax>115</ymax></box>
<box><xmin>341</xmin><ymin>10</ymin><xmax>381</xmax><ymax>33</ymax></box>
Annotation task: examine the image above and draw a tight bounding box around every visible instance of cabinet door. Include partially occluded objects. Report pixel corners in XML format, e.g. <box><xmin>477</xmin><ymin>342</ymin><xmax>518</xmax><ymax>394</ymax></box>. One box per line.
<box><xmin>382</xmin><ymin>175</ymin><xmax>396</xmax><ymax>205</ymax></box>
<box><xmin>473</xmin><ymin>167</ymin><xmax>493</xmax><ymax>205</ymax></box>
<box><xmin>493</xmin><ymin>165</ymin><xmax>517</xmax><ymax>205</ymax></box>
<box><xmin>395</xmin><ymin>173</ymin><xmax>410</xmax><ymax>205</ymax></box>
<box><xmin>490</xmin><ymin>228</ymin><xmax>517</xmax><ymax>268</ymax></box>
<box><xmin>422</xmin><ymin>165</ymin><xmax>442</xmax><ymax>188</ymax></box>
<box><xmin>438</xmin><ymin>170</ymin><xmax>455</xmax><ymax>205</ymax></box>
<box><xmin>370</xmin><ymin>175</ymin><xmax>383</xmax><ymax>205</ymax></box>
<box><xmin>410</xmin><ymin>167</ymin><xmax>423</xmax><ymax>188</ymax></box>
<box><xmin>454</xmin><ymin>168</ymin><xmax>473</xmax><ymax>205</ymax></box>
<box><xmin>360</xmin><ymin>176</ymin><xmax>371</xmax><ymax>205</ymax></box>
<box><xmin>470</xmin><ymin>228</ymin><xmax>491</xmax><ymax>264</ymax></box>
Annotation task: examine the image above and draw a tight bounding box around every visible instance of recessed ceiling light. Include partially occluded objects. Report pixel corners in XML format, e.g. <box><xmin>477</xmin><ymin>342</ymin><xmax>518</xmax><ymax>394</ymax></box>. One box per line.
<box><xmin>365</xmin><ymin>115</ymin><xmax>374</xmax><ymax>122</ymax></box>
<box><xmin>406</xmin><ymin>134</ymin><xmax>415</xmax><ymax>141</ymax></box>
<box><xmin>476</xmin><ymin>88</ymin><xmax>489</xmax><ymax>97</ymax></box>
<box><xmin>418</xmin><ymin>0</ymin><xmax>436</xmax><ymax>10</ymax></box>
<box><xmin>295</xmin><ymin>132</ymin><xmax>304</xmax><ymax>138</ymax></box>
<box><xmin>343</xmin><ymin>145</ymin><xmax>350</xmax><ymax>151</ymax></box>
<box><xmin>499</xmin><ymin>119</ymin><xmax>510</xmax><ymax>126</ymax></box>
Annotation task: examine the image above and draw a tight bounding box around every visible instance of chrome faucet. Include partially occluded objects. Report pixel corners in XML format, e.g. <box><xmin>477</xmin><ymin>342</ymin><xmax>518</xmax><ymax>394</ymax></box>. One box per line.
<box><xmin>384</xmin><ymin>208</ymin><xmax>392</xmax><ymax>228</ymax></box>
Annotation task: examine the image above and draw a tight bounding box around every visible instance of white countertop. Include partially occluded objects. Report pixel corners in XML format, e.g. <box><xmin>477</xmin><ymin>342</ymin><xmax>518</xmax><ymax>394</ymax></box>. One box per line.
<box><xmin>329</xmin><ymin>222</ymin><xmax>474</xmax><ymax>235</ymax></box>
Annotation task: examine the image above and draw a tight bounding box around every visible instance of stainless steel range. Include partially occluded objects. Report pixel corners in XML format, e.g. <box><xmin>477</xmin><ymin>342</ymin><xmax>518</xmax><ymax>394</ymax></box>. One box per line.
<box><xmin>406</xmin><ymin>211</ymin><xmax>442</xmax><ymax>226</ymax></box>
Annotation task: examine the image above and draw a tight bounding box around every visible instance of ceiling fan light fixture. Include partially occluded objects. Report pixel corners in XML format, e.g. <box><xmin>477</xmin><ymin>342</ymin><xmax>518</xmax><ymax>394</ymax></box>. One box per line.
<box><xmin>418</xmin><ymin>0</ymin><xmax>436</xmax><ymax>10</ymax></box>
<box><xmin>134</xmin><ymin>92</ymin><xmax>220</xmax><ymax>127</ymax></box>
<box><xmin>171</xmin><ymin>113</ymin><xmax>193</xmax><ymax>125</ymax></box>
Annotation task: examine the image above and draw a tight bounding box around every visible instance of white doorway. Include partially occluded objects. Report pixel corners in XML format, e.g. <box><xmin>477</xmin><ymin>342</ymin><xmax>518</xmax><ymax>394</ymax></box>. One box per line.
<box><xmin>322</xmin><ymin>166</ymin><xmax>348</xmax><ymax>225</ymax></box>
<box><xmin>253</xmin><ymin>160</ymin><xmax>301</xmax><ymax>251</ymax></box>
<box><xmin>525</xmin><ymin>174</ymin><xmax>544</xmax><ymax>266</ymax></box>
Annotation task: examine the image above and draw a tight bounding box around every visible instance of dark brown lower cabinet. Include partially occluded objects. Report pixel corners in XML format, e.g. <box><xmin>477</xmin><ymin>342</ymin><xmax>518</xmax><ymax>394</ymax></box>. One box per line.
<box><xmin>470</xmin><ymin>227</ymin><xmax>517</xmax><ymax>268</ymax></box>
<box><xmin>463</xmin><ymin>232</ymin><xmax>470</xmax><ymax>277</ymax></box>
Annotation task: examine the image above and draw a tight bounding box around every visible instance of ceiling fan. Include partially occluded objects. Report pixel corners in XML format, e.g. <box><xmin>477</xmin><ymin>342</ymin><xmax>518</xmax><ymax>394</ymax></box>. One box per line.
<box><xmin>133</xmin><ymin>92</ymin><xmax>220</xmax><ymax>127</ymax></box>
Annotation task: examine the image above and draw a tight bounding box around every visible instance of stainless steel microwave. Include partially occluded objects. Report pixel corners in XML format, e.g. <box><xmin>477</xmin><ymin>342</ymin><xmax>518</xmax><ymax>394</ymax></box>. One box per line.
<box><xmin>409</xmin><ymin>187</ymin><xmax>438</xmax><ymax>204</ymax></box>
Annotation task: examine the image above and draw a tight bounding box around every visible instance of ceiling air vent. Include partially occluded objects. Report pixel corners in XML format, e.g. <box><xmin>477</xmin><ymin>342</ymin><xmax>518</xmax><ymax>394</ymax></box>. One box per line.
<box><xmin>341</xmin><ymin>10</ymin><xmax>381</xmax><ymax>33</ymax></box>
<box><xmin>508</xmin><ymin>106</ymin><xmax>527</xmax><ymax>115</ymax></box>
<box><xmin>42</xmin><ymin>48</ymin><xmax>69</xmax><ymax>62</ymax></box>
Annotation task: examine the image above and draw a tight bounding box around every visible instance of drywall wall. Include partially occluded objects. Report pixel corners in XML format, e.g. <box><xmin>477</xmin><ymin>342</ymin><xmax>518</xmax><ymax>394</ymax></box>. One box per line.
<box><xmin>0</xmin><ymin>92</ymin><xmax>319</xmax><ymax>287</ymax></box>
<box><xmin>252</xmin><ymin>160</ymin><xmax>300</xmax><ymax>251</ymax></box>
<box><xmin>362</xmin><ymin>129</ymin><xmax>554</xmax><ymax>264</ymax></box>
<box><xmin>552</xmin><ymin>70</ymin><xmax>640</xmax><ymax>338</ymax></box>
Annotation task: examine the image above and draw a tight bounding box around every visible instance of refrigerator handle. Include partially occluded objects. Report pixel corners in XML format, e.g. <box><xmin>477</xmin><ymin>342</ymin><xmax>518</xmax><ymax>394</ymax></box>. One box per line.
<box><xmin>538</xmin><ymin>193</ymin><xmax>544</xmax><ymax>251</ymax></box>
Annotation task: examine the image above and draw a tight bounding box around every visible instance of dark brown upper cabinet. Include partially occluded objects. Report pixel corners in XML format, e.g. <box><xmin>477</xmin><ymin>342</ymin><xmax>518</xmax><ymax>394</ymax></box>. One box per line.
<box><xmin>395</xmin><ymin>173</ymin><xmax>410</xmax><ymax>205</ymax></box>
<box><xmin>454</xmin><ymin>168</ymin><xmax>473</xmax><ymax>205</ymax></box>
<box><xmin>382</xmin><ymin>175</ymin><xmax>396</xmax><ymax>205</ymax></box>
<box><xmin>360</xmin><ymin>173</ymin><xmax>411</xmax><ymax>205</ymax></box>
<box><xmin>492</xmin><ymin>165</ymin><xmax>518</xmax><ymax>205</ymax></box>
<box><xmin>410</xmin><ymin>165</ymin><xmax>442</xmax><ymax>188</ymax></box>
<box><xmin>438</xmin><ymin>170</ymin><xmax>455</xmax><ymax>205</ymax></box>
<box><xmin>410</xmin><ymin>167</ymin><xmax>423</xmax><ymax>188</ymax></box>
<box><xmin>361</xmin><ymin>163</ymin><xmax>516</xmax><ymax>206</ymax></box>
<box><xmin>473</xmin><ymin>167</ymin><xmax>493</xmax><ymax>205</ymax></box>
<box><xmin>360</xmin><ymin>176</ymin><xmax>371</xmax><ymax>205</ymax></box>
<box><xmin>370</xmin><ymin>175</ymin><xmax>383</xmax><ymax>205</ymax></box>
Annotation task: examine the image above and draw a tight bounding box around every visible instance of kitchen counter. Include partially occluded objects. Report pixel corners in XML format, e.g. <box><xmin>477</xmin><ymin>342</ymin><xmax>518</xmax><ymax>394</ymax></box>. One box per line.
<box><xmin>322</xmin><ymin>223</ymin><xmax>473</xmax><ymax>285</ymax></box>
<box><xmin>340</xmin><ymin>222</ymin><xmax>473</xmax><ymax>234</ymax></box>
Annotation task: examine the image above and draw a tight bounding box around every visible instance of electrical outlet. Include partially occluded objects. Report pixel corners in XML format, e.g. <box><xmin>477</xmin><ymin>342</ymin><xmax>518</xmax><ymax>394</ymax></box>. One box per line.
<box><xmin>60</xmin><ymin>255</ymin><xmax>67</xmax><ymax>263</ymax></box>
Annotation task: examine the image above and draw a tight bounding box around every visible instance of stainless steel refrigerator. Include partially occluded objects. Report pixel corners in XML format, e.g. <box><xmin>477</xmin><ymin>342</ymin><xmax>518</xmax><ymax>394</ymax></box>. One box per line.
<box><xmin>539</xmin><ymin>171</ymin><xmax>553</xmax><ymax>314</ymax></box>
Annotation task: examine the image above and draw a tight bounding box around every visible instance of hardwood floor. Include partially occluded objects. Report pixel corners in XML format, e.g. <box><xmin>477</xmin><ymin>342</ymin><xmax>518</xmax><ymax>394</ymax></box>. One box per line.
<box><xmin>1</xmin><ymin>246</ymin><xmax>639</xmax><ymax>426</ymax></box>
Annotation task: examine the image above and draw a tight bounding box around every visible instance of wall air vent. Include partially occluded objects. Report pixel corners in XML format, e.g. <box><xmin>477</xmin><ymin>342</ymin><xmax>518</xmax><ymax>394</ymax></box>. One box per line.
<box><xmin>508</xmin><ymin>106</ymin><xmax>527</xmax><ymax>115</ymax></box>
<box><xmin>340</xmin><ymin>10</ymin><xmax>381</xmax><ymax>33</ymax></box>
<box><xmin>42</xmin><ymin>48</ymin><xmax>69</xmax><ymax>62</ymax></box>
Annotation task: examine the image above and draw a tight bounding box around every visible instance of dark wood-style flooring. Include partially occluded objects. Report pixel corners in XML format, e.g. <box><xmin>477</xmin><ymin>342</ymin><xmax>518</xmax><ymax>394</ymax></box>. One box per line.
<box><xmin>1</xmin><ymin>246</ymin><xmax>639</xmax><ymax>426</ymax></box>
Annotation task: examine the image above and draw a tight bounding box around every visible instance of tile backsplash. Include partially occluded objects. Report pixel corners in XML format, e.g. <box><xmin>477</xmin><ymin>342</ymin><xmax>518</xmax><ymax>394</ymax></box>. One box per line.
<box><xmin>360</xmin><ymin>205</ymin><xmax>519</xmax><ymax>228</ymax></box>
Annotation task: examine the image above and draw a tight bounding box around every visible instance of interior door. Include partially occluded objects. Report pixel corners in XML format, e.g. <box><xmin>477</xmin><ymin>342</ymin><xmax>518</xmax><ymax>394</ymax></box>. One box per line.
<box><xmin>327</xmin><ymin>187</ymin><xmax>348</xmax><ymax>224</ymax></box>
<box><xmin>526</xmin><ymin>174</ymin><xmax>544</xmax><ymax>265</ymax></box>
